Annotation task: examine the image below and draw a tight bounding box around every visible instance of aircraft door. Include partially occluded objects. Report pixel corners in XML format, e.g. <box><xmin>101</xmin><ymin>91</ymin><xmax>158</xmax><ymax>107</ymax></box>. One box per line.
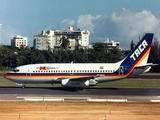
<box><xmin>70</xmin><ymin>70</ymin><xmax>73</xmax><ymax>75</ymax></box>
<box><xmin>26</xmin><ymin>68</ymin><xmax>31</xmax><ymax>76</ymax></box>
<box><xmin>119</xmin><ymin>66</ymin><xmax>124</xmax><ymax>75</ymax></box>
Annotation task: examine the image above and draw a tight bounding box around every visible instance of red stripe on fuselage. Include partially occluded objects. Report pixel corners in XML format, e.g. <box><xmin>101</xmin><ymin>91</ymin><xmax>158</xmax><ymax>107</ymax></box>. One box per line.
<box><xmin>5</xmin><ymin>73</ymin><xmax>118</xmax><ymax>77</ymax></box>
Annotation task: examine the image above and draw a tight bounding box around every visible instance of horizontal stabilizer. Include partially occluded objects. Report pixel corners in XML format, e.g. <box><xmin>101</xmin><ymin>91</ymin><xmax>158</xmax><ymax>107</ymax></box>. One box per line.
<box><xmin>135</xmin><ymin>63</ymin><xmax>158</xmax><ymax>68</ymax></box>
<box><xmin>135</xmin><ymin>63</ymin><xmax>158</xmax><ymax>73</ymax></box>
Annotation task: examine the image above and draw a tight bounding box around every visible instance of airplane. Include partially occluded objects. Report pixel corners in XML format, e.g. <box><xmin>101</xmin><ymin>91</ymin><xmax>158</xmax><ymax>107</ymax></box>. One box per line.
<box><xmin>4</xmin><ymin>33</ymin><xmax>156</xmax><ymax>89</ymax></box>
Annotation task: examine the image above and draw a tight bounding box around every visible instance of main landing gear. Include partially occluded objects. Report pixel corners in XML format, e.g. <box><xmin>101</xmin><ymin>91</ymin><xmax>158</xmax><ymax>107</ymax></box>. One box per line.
<box><xmin>16</xmin><ymin>83</ymin><xmax>25</xmax><ymax>88</ymax></box>
<box><xmin>22</xmin><ymin>84</ymin><xmax>25</xmax><ymax>88</ymax></box>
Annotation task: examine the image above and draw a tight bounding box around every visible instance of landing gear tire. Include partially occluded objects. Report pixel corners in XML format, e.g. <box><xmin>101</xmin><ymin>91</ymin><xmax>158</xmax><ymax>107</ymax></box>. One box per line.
<box><xmin>78</xmin><ymin>87</ymin><xmax>83</xmax><ymax>90</ymax></box>
<box><xmin>22</xmin><ymin>85</ymin><xmax>25</xmax><ymax>88</ymax></box>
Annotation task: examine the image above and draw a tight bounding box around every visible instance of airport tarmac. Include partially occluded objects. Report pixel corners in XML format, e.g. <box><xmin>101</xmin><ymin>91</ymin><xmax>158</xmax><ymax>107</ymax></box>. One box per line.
<box><xmin>0</xmin><ymin>87</ymin><xmax>160</xmax><ymax>102</ymax></box>
<box><xmin>0</xmin><ymin>85</ymin><xmax>160</xmax><ymax>119</ymax></box>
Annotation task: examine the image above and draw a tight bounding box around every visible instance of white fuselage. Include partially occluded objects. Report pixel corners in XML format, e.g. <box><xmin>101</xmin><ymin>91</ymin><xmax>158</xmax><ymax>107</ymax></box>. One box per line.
<box><xmin>4</xmin><ymin>62</ymin><xmax>149</xmax><ymax>84</ymax></box>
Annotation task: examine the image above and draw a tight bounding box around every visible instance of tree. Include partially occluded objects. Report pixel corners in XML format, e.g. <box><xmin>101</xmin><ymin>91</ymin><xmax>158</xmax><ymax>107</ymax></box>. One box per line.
<box><xmin>75</xmin><ymin>38</ymin><xmax>81</xmax><ymax>50</ymax></box>
<box><xmin>148</xmin><ymin>37</ymin><xmax>160</xmax><ymax>72</ymax></box>
<box><xmin>92</xmin><ymin>42</ymin><xmax>108</xmax><ymax>52</ymax></box>
<box><xmin>43</xmin><ymin>50</ymin><xmax>55</xmax><ymax>63</ymax></box>
<box><xmin>60</xmin><ymin>36</ymin><xmax>70</xmax><ymax>49</ymax></box>
<box><xmin>0</xmin><ymin>45</ymin><xmax>12</xmax><ymax>69</ymax></box>
<box><xmin>0</xmin><ymin>41</ymin><xmax>123</xmax><ymax>69</ymax></box>
<box><xmin>27</xmin><ymin>49</ymin><xmax>46</xmax><ymax>64</ymax></box>
<box><xmin>108</xmin><ymin>47</ymin><xmax>122</xmax><ymax>62</ymax></box>
<box><xmin>130</xmin><ymin>40</ymin><xmax>135</xmax><ymax>51</ymax></box>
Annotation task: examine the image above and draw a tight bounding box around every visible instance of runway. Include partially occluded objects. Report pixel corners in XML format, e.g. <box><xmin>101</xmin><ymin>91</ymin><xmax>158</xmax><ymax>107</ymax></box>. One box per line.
<box><xmin>0</xmin><ymin>87</ymin><xmax>160</xmax><ymax>96</ymax></box>
<box><xmin>0</xmin><ymin>87</ymin><xmax>160</xmax><ymax>102</ymax></box>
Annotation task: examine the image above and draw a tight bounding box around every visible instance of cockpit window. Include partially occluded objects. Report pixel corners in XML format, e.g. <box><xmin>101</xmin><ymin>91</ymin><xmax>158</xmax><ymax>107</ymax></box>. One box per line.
<box><xmin>11</xmin><ymin>68</ymin><xmax>19</xmax><ymax>72</ymax></box>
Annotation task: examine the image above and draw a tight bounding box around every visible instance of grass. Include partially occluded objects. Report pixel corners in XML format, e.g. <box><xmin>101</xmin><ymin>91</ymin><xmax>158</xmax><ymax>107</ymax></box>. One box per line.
<box><xmin>0</xmin><ymin>76</ymin><xmax>16</xmax><ymax>86</ymax></box>
<box><xmin>1</xmin><ymin>73</ymin><xmax>160</xmax><ymax>88</ymax></box>
<box><xmin>96</xmin><ymin>79</ymin><xmax>160</xmax><ymax>88</ymax></box>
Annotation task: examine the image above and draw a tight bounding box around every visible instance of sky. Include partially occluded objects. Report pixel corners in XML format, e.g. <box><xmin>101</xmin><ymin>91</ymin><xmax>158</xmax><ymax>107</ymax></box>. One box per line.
<box><xmin>1</xmin><ymin>0</ymin><xmax>160</xmax><ymax>50</ymax></box>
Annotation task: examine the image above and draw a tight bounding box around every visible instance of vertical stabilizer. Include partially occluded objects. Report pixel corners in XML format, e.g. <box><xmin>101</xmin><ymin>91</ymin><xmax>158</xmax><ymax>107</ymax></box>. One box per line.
<box><xmin>120</xmin><ymin>33</ymin><xmax>154</xmax><ymax>70</ymax></box>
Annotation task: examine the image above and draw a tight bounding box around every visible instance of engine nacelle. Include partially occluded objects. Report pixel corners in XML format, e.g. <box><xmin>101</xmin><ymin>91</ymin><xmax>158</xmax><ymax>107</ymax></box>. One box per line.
<box><xmin>61</xmin><ymin>79</ymin><xmax>89</xmax><ymax>87</ymax></box>
<box><xmin>89</xmin><ymin>79</ymin><xmax>98</xmax><ymax>86</ymax></box>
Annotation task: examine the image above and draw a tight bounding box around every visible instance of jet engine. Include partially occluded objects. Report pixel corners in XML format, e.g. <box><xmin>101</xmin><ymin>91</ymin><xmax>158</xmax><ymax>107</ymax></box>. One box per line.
<box><xmin>61</xmin><ymin>79</ymin><xmax>89</xmax><ymax>87</ymax></box>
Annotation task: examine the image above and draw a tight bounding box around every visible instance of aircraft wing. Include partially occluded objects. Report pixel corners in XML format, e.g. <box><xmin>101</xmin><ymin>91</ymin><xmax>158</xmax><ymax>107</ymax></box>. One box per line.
<box><xmin>56</xmin><ymin>76</ymin><xmax>97</xmax><ymax>81</ymax></box>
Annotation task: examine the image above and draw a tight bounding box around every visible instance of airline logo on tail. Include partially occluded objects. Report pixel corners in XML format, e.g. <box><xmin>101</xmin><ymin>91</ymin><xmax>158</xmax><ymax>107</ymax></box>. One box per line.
<box><xmin>130</xmin><ymin>40</ymin><xmax>148</xmax><ymax>61</ymax></box>
<box><xmin>121</xmin><ymin>33</ymin><xmax>153</xmax><ymax>69</ymax></box>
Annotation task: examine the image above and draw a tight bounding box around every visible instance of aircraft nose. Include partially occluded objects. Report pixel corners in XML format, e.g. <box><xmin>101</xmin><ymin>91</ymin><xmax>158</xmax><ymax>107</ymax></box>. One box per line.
<box><xmin>4</xmin><ymin>72</ymin><xmax>10</xmax><ymax>79</ymax></box>
<box><xmin>4</xmin><ymin>73</ymin><xmax>8</xmax><ymax>79</ymax></box>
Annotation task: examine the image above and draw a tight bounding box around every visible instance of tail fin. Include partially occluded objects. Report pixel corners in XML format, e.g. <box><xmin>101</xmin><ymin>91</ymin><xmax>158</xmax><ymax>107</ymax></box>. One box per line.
<box><xmin>121</xmin><ymin>33</ymin><xmax>154</xmax><ymax>68</ymax></box>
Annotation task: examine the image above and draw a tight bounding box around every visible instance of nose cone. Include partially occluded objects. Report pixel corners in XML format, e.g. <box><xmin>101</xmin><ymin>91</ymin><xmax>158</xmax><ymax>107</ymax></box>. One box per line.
<box><xmin>4</xmin><ymin>73</ymin><xmax>9</xmax><ymax>79</ymax></box>
<box><xmin>4</xmin><ymin>71</ymin><xmax>12</xmax><ymax>80</ymax></box>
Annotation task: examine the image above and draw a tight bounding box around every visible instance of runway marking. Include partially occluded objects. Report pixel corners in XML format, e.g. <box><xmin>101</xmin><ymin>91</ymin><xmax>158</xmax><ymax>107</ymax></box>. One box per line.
<box><xmin>44</xmin><ymin>99</ymin><xmax>64</xmax><ymax>102</ymax></box>
<box><xmin>17</xmin><ymin>96</ymin><xmax>64</xmax><ymax>101</ymax></box>
<box><xmin>13</xmin><ymin>96</ymin><xmax>160</xmax><ymax>102</ymax></box>
<box><xmin>107</xmin><ymin>99</ymin><xmax>127</xmax><ymax>102</ymax></box>
<box><xmin>150</xmin><ymin>100</ymin><xmax>160</xmax><ymax>102</ymax></box>
<box><xmin>17</xmin><ymin>96</ymin><xmax>91</xmax><ymax>102</ymax></box>
<box><xmin>87</xmin><ymin>99</ymin><xmax>107</xmax><ymax>102</ymax></box>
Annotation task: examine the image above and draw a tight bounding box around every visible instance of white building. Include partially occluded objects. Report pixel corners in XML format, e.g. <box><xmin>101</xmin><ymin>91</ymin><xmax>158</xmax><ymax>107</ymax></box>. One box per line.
<box><xmin>34</xmin><ymin>26</ymin><xmax>90</xmax><ymax>50</ymax></box>
<box><xmin>34</xmin><ymin>30</ymin><xmax>56</xmax><ymax>51</ymax></box>
<box><xmin>104</xmin><ymin>38</ymin><xmax>120</xmax><ymax>47</ymax></box>
<box><xmin>11</xmin><ymin>35</ymin><xmax>28</xmax><ymax>48</ymax></box>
